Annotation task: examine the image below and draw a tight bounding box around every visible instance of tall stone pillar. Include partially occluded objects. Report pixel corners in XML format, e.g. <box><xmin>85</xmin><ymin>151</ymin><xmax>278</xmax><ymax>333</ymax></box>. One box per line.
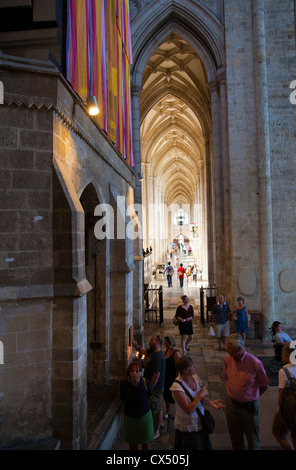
<box><xmin>218</xmin><ymin>70</ymin><xmax>233</xmax><ymax>300</ymax></box>
<box><xmin>206</xmin><ymin>79</ymin><xmax>222</xmax><ymax>287</ymax></box>
<box><xmin>131</xmin><ymin>85</ymin><xmax>142</xmax><ymax>205</ymax></box>
<box><xmin>252</xmin><ymin>0</ymin><xmax>275</xmax><ymax>337</ymax></box>
<box><xmin>131</xmin><ymin>85</ymin><xmax>144</xmax><ymax>343</ymax></box>
<box><xmin>144</xmin><ymin>162</ymin><xmax>150</xmax><ymax>247</ymax></box>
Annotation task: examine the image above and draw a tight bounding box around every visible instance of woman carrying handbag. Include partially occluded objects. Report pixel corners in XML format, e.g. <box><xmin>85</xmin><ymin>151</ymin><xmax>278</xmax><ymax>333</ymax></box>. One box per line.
<box><xmin>170</xmin><ymin>356</ymin><xmax>224</xmax><ymax>450</ymax></box>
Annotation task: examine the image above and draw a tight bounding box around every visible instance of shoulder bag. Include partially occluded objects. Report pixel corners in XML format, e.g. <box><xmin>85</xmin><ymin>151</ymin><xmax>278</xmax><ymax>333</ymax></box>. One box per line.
<box><xmin>174</xmin><ymin>379</ymin><xmax>215</xmax><ymax>434</ymax></box>
<box><xmin>173</xmin><ymin>314</ymin><xmax>179</xmax><ymax>326</ymax></box>
<box><xmin>281</xmin><ymin>367</ymin><xmax>296</xmax><ymax>425</ymax></box>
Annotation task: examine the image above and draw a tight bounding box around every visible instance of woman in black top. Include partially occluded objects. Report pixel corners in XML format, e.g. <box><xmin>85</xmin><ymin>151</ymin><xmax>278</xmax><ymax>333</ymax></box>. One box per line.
<box><xmin>175</xmin><ymin>295</ymin><xmax>194</xmax><ymax>355</ymax></box>
<box><xmin>120</xmin><ymin>361</ymin><xmax>154</xmax><ymax>449</ymax></box>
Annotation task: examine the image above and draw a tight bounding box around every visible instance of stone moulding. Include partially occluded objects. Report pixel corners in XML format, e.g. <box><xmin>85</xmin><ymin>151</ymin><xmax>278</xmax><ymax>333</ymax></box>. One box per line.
<box><xmin>4</xmin><ymin>93</ymin><xmax>56</xmax><ymax>110</ymax></box>
<box><xmin>4</xmin><ymin>91</ymin><xmax>135</xmax><ymax>187</ymax></box>
<box><xmin>279</xmin><ymin>268</ymin><xmax>296</xmax><ymax>293</ymax></box>
<box><xmin>238</xmin><ymin>266</ymin><xmax>256</xmax><ymax>296</ymax></box>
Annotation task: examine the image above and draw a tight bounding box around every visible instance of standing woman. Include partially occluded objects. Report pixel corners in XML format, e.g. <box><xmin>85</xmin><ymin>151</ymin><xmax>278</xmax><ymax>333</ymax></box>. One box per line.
<box><xmin>120</xmin><ymin>361</ymin><xmax>154</xmax><ymax>450</ymax></box>
<box><xmin>234</xmin><ymin>296</ymin><xmax>249</xmax><ymax>342</ymax></box>
<box><xmin>163</xmin><ymin>336</ymin><xmax>182</xmax><ymax>419</ymax></box>
<box><xmin>175</xmin><ymin>295</ymin><xmax>194</xmax><ymax>355</ymax></box>
<box><xmin>170</xmin><ymin>356</ymin><xmax>224</xmax><ymax>450</ymax></box>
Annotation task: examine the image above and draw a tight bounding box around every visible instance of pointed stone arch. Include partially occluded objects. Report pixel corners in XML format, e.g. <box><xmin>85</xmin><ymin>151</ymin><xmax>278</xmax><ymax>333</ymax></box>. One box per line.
<box><xmin>130</xmin><ymin>0</ymin><xmax>231</xmax><ymax>289</ymax></box>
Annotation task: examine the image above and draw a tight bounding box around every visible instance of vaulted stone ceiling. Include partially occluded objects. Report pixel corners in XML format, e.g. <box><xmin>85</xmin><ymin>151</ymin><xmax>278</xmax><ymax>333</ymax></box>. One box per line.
<box><xmin>140</xmin><ymin>33</ymin><xmax>210</xmax><ymax>206</ymax></box>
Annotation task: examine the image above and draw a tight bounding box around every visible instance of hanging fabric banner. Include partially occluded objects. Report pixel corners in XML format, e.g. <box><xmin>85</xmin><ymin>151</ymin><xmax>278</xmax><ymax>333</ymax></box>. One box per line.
<box><xmin>66</xmin><ymin>0</ymin><xmax>134</xmax><ymax>166</ymax></box>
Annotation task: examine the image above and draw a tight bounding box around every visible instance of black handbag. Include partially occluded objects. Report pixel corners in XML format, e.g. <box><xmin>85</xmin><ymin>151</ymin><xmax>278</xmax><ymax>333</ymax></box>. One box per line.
<box><xmin>174</xmin><ymin>379</ymin><xmax>215</xmax><ymax>434</ymax></box>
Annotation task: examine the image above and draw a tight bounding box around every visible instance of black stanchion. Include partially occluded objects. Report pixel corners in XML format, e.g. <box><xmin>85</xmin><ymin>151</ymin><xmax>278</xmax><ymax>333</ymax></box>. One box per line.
<box><xmin>200</xmin><ymin>285</ymin><xmax>205</xmax><ymax>326</ymax></box>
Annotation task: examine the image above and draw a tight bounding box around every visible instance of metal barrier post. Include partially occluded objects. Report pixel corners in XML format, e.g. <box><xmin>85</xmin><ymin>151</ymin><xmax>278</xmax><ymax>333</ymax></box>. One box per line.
<box><xmin>200</xmin><ymin>286</ymin><xmax>205</xmax><ymax>326</ymax></box>
<box><xmin>158</xmin><ymin>286</ymin><xmax>163</xmax><ymax>326</ymax></box>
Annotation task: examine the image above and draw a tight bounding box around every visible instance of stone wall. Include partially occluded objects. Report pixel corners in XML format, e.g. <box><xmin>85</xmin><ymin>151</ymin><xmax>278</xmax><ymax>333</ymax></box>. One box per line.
<box><xmin>0</xmin><ymin>78</ymin><xmax>54</xmax><ymax>445</ymax></box>
<box><xmin>225</xmin><ymin>0</ymin><xmax>296</xmax><ymax>337</ymax></box>
<box><xmin>0</xmin><ymin>53</ymin><xmax>136</xmax><ymax>448</ymax></box>
<box><xmin>265</xmin><ymin>0</ymin><xmax>296</xmax><ymax>332</ymax></box>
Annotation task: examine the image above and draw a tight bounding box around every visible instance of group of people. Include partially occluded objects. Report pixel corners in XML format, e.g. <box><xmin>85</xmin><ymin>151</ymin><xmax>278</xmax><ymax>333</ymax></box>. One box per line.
<box><xmin>121</xmin><ymin>333</ymin><xmax>224</xmax><ymax>450</ymax></box>
<box><xmin>120</xmin><ymin>292</ymin><xmax>296</xmax><ymax>451</ymax></box>
<box><xmin>163</xmin><ymin>262</ymin><xmax>200</xmax><ymax>288</ymax></box>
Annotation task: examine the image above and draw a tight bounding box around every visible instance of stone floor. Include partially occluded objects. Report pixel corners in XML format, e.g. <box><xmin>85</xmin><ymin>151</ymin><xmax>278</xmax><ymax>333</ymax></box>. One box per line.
<box><xmin>112</xmin><ymin>278</ymin><xmax>283</xmax><ymax>451</ymax></box>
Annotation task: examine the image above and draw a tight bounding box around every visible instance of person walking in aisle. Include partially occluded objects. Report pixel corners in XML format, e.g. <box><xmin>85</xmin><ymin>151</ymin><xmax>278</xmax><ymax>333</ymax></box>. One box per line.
<box><xmin>163</xmin><ymin>261</ymin><xmax>174</xmax><ymax>288</ymax></box>
<box><xmin>175</xmin><ymin>295</ymin><xmax>194</xmax><ymax>355</ymax></box>
<box><xmin>177</xmin><ymin>263</ymin><xmax>186</xmax><ymax>288</ymax></box>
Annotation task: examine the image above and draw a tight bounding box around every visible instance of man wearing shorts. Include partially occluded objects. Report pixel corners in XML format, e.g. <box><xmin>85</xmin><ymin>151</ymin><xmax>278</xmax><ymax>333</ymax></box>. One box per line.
<box><xmin>211</xmin><ymin>293</ymin><xmax>230</xmax><ymax>351</ymax></box>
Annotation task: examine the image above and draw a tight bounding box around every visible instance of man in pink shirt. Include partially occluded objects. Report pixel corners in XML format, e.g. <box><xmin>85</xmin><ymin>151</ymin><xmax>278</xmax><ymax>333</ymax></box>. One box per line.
<box><xmin>222</xmin><ymin>333</ymin><xmax>270</xmax><ymax>450</ymax></box>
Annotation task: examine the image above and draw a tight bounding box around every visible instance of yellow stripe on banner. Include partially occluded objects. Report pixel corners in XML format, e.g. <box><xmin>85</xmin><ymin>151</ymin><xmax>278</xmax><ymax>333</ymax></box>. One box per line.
<box><xmin>93</xmin><ymin>0</ymin><xmax>103</xmax><ymax>129</ymax></box>
<box><xmin>76</xmin><ymin>3</ymin><xmax>88</xmax><ymax>102</ymax></box>
<box><xmin>111</xmin><ymin>67</ymin><xmax>118</xmax><ymax>96</ymax></box>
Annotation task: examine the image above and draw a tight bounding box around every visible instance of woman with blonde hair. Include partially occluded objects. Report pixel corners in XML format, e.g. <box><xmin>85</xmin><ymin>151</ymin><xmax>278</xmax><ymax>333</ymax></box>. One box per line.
<box><xmin>175</xmin><ymin>295</ymin><xmax>194</xmax><ymax>355</ymax></box>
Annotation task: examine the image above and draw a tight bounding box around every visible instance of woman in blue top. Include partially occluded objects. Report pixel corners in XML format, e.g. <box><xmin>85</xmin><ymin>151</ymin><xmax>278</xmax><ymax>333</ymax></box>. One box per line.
<box><xmin>234</xmin><ymin>297</ymin><xmax>250</xmax><ymax>342</ymax></box>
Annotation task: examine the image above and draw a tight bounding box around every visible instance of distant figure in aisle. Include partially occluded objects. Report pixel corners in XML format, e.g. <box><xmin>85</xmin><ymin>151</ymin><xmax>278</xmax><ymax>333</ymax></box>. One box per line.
<box><xmin>178</xmin><ymin>263</ymin><xmax>186</xmax><ymax>288</ymax></box>
<box><xmin>163</xmin><ymin>261</ymin><xmax>174</xmax><ymax>288</ymax></box>
<box><xmin>192</xmin><ymin>264</ymin><xmax>197</xmax><ymax>284</ymax></box>
<box><xmin>186</xmin><ymin>266</ymin><xmax>191</xmax><ymax>285</ymax></box>
<box><xmin>211</xmin><ymin>293</ymin><xmax>230</xmax><ymax>351</ymax></box>
<box><xmin>234</xmin><ymin>297</ymin><xmax>250</xmax><ymax>342</ymax></box>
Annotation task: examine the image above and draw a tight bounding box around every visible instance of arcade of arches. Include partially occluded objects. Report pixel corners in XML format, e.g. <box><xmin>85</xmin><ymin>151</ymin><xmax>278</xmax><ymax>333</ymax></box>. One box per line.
<box><xmin>0</xmin><ymin>0</ymin><xmax>295</xmax><ymax>450</ymax></box>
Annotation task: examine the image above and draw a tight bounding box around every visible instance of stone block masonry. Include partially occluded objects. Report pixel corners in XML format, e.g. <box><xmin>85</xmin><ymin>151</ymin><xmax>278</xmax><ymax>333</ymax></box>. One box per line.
<box><xmin>0</xmin><ymin>104</ymin><xmax>53</xmax><ymax>301</ymax></box>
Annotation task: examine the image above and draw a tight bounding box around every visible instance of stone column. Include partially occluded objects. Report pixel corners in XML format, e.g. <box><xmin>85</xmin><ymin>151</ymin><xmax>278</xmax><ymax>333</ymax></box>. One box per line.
<box><xmin>203</xmin><ymin>121</ymin><xmax>217</xmax><ymax>285</ymax></box>
<box><xmin>252</xmin><ymin>0</ymin><xmax>275</xmax><ymax>337</ymax></box>
<box><xmin>218</xmin><ymin>70</ymin><xmax>233</xmax><ymax>300</ymax></box>
<box><xmin>131</xmin><ymin>85</ymin><xmax>144</xmax><ymax>343</ymax></box>
<box><xmin>131</xmin><ymin>85</ymin><xmax>142</xmax><ymax>205</ymax></box>
<box><xmin>144</xmin><ymin>162</ymin><xmax>150</xmax><ymax>247</ymax></box>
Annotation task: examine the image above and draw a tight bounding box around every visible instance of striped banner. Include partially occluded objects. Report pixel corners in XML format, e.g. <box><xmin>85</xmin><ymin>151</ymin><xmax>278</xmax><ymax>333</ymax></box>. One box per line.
<box><xmin>66</xmin><ymin>0</ymin><xmax>134</xmax><ymax>166</ymax></box>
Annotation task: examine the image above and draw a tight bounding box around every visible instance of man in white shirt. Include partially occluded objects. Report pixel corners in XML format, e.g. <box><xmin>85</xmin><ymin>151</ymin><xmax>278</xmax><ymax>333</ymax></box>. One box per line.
<box><xmin>272</xmin><ymin>345</ymin><xmax>296</xmax><ymax>450</ymax></box>
<box><xmin>272</xmin><ymin>321</ymin><xmax>293</xmax><ymax>346</ymax></box>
